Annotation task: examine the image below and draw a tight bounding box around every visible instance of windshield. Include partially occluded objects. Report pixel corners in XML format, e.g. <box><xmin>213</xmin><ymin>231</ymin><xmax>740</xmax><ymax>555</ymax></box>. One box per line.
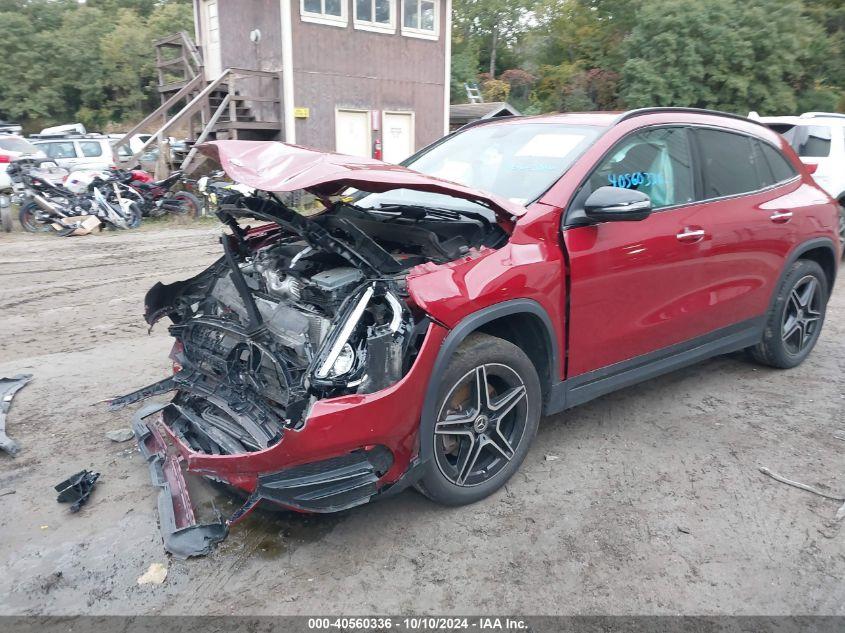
<box><xmin>768</xmin><ymin>124</ymin><xmax>832</xmax><ymax>158</ymax></box>
<box><xmin>356</xmin><ymin>122</ymin><xmax>603</xmax><ymax>213</ymax></box>
<box><xmin>0</xmin><ymin>137</ymin><xmax>37</xmax><ymax>154</ymax></box>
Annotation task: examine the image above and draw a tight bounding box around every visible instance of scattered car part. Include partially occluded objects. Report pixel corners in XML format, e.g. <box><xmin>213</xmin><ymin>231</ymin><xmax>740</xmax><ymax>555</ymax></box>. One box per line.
<box><xmin>54</xmin><ymin>470</ymin><xmax>100</xmax><ymax>513</ymax></box>
<box><xmin>0</xmin><ymin>374</ymin><xmax>32</xmax><ymax>456</ymax></box>
<box><xmin>132</xmin><ymin>403</ymin><xmax>229</xmax><ymax>558</ymax></box>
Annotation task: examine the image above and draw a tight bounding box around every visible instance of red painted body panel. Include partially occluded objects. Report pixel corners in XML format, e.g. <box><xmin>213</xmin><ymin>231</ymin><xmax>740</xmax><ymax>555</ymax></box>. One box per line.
<box><xmin>541</xmin><ymin>111</ymin><xmax>840</xmax><ymax>376</ymax></box>
<box><xmin>171</xmin><ymin>322</ymin><xmax>448</xmax><ymax>493</ymax></box>
<box><xmin>199</xmin><ymin>140</ymin><xmax>526</xmax><ymax>220</ymax></box>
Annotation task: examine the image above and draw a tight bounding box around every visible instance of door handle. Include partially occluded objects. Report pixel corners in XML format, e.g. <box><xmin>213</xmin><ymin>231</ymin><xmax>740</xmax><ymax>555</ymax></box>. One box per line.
<box><xmin>770</xmin><ymin>210</ymin><xmax>793</xmax><ymax>223</ymax></box>
<box><xmin>676</xmin><ymin>227</ymin><xmax>706</xmax><ymax>243</ymax></box>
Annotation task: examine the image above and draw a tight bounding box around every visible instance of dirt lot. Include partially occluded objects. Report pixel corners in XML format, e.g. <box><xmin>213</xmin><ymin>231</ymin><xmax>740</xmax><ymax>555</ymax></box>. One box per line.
<box><xmin>0</xmin><ymin>225</ymin><xmax>842</xmax><ymax>616</ymax></box>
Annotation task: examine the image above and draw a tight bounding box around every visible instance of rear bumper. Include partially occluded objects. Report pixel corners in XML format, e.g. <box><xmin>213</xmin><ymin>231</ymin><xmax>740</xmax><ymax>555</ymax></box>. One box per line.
<box><xmin>132</xmin><ymin>322</ymin><xmax>448</xmax><ymax>555</ymax></box>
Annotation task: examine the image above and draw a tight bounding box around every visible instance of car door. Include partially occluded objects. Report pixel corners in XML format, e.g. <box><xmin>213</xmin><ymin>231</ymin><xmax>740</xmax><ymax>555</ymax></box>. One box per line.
<box><xmin>684</xmin><ymin>127</ymin><xmax>801</xmax><ymax>331</ymax></box>
<box><xmin>38</xmin><ymin>140</ymin><xmax>79</xmax><ymax>169</ymax></box>
<box><xmin>76</xmin><ymin>140</ymin><xmax>111</xmax><ymax>170</ymax></box>
<box><xmin>562</xmin><ymin>126</ymin><xmax>717</xmax><ymax>377</ymax></box>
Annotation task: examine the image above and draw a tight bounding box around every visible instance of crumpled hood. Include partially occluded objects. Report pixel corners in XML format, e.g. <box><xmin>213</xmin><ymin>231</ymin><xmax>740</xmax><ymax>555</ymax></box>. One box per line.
<box><xmin>198</xmin><ymin>140</ymin><xmax>526</xmax><ymax>219</ymax></box>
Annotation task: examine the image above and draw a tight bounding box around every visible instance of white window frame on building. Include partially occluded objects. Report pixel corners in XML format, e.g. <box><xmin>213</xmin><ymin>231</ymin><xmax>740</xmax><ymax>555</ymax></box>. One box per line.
<box><xmin>300</xmin><ymin>0</ymin><xmax>349</xmax><ymax>27</ymax></box>
<box><xmin>353</xmin><ymin>0</ymin><xmax>396</xmax><ymax>34</ymax></box>
<box><xmin>401</xmin><ymin>0</ymin><xmax>438</xmax><ymax>40</ymax></box>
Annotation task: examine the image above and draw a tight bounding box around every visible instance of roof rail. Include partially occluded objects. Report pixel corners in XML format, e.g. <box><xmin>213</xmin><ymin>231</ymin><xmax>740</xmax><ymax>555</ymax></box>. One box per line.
<box><xmin>800</xmin><ymin>111</ymin><xmax>845</xmax><ymax>120</ymax></box>
<box><xmin>615</xmin><ymin>107</ymin><xmax>768</xmax><ymax>128</ymax></box>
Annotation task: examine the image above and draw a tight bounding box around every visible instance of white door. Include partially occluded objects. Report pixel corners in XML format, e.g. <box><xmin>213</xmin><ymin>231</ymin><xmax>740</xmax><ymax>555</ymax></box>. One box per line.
<box><xmin>382</xmin><ymin>111</ymin><xmax>415</xmax><ymax>164</ymax></box>
<box><xmin>335</xmin><ymin>110</ymin><xmax>371</xmax><ymax>158</ymax></box>
<box><xmin>202</xmin><ymin>0</ymin><xmax>222</xmax><ymax>80</ymax></box>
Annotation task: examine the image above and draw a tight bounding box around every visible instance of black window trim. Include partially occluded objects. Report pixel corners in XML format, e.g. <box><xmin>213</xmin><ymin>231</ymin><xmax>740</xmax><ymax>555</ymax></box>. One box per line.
<box><xmin>563</xmin><ymin>122</ymin><xmax>801</xmax><ymax>228</ymax></box>
<box><xmin>564</xmin><ymin>124</ymin><xmax>699</xmax><ymax>226</ymax></box>
<box><xmin>688</xmin><ymin>124</ymin><xmax>800</xmax><ymax>205</ymax></box>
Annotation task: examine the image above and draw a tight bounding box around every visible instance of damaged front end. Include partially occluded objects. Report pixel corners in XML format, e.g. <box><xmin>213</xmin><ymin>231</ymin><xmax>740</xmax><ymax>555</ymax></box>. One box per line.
<box><xmin>110</xmin><ymin>140</ymin><xmax>518</xmax><ymax>555</ymax></box>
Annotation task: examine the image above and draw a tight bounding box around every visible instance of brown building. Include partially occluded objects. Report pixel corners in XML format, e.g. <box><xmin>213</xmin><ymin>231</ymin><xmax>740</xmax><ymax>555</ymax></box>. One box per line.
<box><xmin>189</xmin><ymin>0</ymin><xmax>451</xmax><ymax>162</ymax></box>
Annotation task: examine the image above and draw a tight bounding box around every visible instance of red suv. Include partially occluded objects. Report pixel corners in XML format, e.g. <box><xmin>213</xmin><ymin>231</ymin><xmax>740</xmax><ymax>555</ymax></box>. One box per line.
<box><xmin>112</xmin><ymin>108</ymin><xmax>839</xmax><ymax>557</ymax></box>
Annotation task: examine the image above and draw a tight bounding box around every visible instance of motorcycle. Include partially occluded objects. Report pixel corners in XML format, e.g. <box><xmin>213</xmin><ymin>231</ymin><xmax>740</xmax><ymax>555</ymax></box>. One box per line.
<box><xmin>111</xmin><ymin>169</ymin><xmax>201</xmax><ymax>218</ymax></box>
<box><xmin>197</xmin><ymin>170</ymin><xmax>254</xmax><ymax>216</ymax></box>
<box><xmin>11</xmin><ymin>159</ymin><xmax>141</xmax><ymax>235</ymax></box>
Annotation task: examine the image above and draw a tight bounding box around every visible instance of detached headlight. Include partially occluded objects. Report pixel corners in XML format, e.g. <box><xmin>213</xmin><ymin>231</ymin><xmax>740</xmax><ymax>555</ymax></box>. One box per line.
<box><xmin>197</xmin><ymin>176</ymin><xmax>208</xmax><ymax>193</ymax></box>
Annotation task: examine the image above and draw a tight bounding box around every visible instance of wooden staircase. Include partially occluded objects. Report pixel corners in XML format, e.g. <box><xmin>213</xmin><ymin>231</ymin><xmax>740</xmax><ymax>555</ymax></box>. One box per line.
<box><xmin>114</xmin><ymin>32</ymin><xmax>283</xmax><ymax>174</ymax></box>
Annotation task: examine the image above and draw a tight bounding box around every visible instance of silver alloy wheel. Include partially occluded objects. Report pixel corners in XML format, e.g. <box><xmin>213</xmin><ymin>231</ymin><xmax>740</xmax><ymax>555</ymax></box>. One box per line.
<box><xmin>782</xmin><ymin>274</ymin><xmax>822</xmax><ymax>355</ymax></box>
<box><xmin>434</xmin><ymin>363</ymin><xmax>528</xmax><ymax>487</ymax></box>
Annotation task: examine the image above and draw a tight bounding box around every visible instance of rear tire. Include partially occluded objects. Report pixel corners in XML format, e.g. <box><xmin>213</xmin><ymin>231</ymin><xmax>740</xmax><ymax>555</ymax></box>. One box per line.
<box><xmin>416</xmin><ymin>333</ymin><xmax>541</xmax><ymax>506</ymax></box>
<box><xmin>170</xmin><ymin>191</ymin><xmax>201</xmax><ymax>218</ymax></box>
<box><xmin>19</xmin><ymin>202</ymin><xmax>51</xmax><ymax>233</ymax></box>
<box><xmin>749</xmin><ymin>259</ymin><xmax>828</xmax><ymax>369</ymax></box>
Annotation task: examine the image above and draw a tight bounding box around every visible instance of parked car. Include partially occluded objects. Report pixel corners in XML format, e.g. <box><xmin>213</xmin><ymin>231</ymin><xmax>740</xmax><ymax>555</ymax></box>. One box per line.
<box><xmin>754</xmin><ymin>112</ymin><xmax>845</xmax><ymax>252</ymax></box>
<box><xmin>110</xmin><ymin>108</ymin><xmax>839</xmax><ymax>556</ymax></box>
<box><xmin>32</xmin><ymin>137</ymin><xmax>117</xmax><ymax>171</ymax></box>
<box><xmin>0</xmin><ymin>135</ymin><xmax>46</xmax><ymax>190</ymax></box>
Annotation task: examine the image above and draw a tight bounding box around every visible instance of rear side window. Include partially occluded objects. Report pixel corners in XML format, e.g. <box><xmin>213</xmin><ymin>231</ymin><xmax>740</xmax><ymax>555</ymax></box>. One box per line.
<box><xmin>79</xmin><ymin>141</ymin><xmax>103</xmax><ymax>158</ymax></box>
<box><xmin>586</xmin><ymin>127</ymin><xmax>695</xmax><ymax>209</ymax></box>
<box><xmin>758</xmin><ymin>141</ymin><xmax>798</xmax><ymax>183</ymax></box>
<box><xmin>695</xmin><ymin>129</ymin><xmax>763</xmax><ymax>198</ymax></box>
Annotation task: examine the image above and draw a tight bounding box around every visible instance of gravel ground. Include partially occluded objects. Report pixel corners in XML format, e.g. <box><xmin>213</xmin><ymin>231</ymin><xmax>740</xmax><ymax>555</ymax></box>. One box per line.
<box><xmin>0</xmin><ymin>225</ymin><xmax>842</xmax><ymax>615</ymax></box>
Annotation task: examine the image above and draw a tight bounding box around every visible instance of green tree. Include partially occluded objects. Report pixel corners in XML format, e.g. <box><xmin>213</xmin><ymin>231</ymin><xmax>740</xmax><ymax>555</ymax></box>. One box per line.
<box><xmin>0</xmin><ymin>0</ymin><xmax>193</xmax><ymax>132</ymax></box>
<box><xmin>453</xmin><ymin>0</ymin><xmax>532</xmax><ymax>76</ymax></box>
<box><xmin>620</xmin><ymin>0</ymin><xmax>817</xmax><ymax>114</ymax></box>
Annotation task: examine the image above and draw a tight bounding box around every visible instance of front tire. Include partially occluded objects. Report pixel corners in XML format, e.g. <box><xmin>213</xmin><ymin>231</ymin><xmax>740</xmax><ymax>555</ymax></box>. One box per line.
<box><xmin>749</xmin><ymin>259</ymin><xmax>828</xmax><ymax>369</ymax></box>
<box><xmin>416</xmin><ymin>333</ymin><xmax>541</xmax><ymax>506</ymax></box>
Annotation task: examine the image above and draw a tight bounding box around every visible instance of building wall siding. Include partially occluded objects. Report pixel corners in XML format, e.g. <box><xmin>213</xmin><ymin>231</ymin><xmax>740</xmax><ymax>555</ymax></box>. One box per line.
<box><xmin>196</xmin><ymin>0</ymin><xmax>448</xmax><ymax>153</ymax></box>
<box><xmin>289</xmin><ymin>1</ymin><xmax>447</xmax><ymax>152</ymax></box>
<box><xmin>217</xmin><ymin>0</ymin><xmax>283</xmax><ymax>72</ymax></box>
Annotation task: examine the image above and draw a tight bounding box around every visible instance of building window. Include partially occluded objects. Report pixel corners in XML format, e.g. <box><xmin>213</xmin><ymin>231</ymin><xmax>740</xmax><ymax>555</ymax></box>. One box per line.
<box><xmin>401</xmin><ymin>0</ymin><xmax>437</xmax><ymax>39</ymax></box>
<box><xmin>301</xmin><ymin>0</ymin><xmax>348</xmax><ymax>27</ymax></box>
<box><xmin>354</xmin><ymin>0</ymin><xmax>395</xmax><ymax>33</ymax></box>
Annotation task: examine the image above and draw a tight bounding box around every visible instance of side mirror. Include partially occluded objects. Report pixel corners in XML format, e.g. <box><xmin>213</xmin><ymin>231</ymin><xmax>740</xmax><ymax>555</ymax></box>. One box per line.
<box><xmin>584</xmin><ymin>186</ymin><xmax>652</xmax><ymax>222</ymax></box>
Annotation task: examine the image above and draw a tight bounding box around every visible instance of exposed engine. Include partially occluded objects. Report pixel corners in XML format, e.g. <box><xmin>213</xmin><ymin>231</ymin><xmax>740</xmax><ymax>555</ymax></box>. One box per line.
<box><xmin>110</xmin><ymin>191</ymin><xmax>507</xmax><ymax>456</ymax></box>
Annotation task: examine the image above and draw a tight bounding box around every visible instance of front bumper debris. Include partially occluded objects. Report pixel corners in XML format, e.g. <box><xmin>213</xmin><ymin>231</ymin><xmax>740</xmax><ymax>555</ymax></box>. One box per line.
<box><xmin>132</xmin><ymin>403</ymin><xmax>396</xmax><ymax>556</ymax></box>
<box><xmin>0</xmin><ymin>374</ymin><xmax>32</xmax><ymax>456</ymax></box>
<box><xmin>132</xmin><ymin>403</ymin><xmax>228</xmax><ymax>558</ymax></box>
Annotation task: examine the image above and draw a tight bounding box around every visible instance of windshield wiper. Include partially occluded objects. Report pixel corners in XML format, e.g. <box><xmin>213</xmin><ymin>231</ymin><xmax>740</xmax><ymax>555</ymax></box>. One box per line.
<box><xmin>368</xmin><ymin>203</ymin><xmax>492</xmax><ymax>228</ymax></box>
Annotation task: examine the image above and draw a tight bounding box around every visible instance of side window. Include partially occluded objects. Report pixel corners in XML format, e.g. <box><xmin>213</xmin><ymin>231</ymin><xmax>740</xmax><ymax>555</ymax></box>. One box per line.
<box><xmin>759</xmin><ymin>141</ymin><xmax>799</xmax><ymax>184</ymax></box>
<box><xmin>41</xmin><ymin>142</ymin><xmax>76</xmax><ymax>159</ymax></box>
<box><xmin>586</xmin><ymin>127</ymin><xmax>695</xmax><ymax>209</ymax></box>
<box><xmin>749</xmin><ymin>139</ymin><xmax>775</xmax><ymax>188</ymax></box>
<box><xmin>695</xmin><ymin>129</ymin><xmax>763</xmax><ymax>198</ymax></box>
<box><xmin>79</xmin><ymin>141</ymin><xmax>103</xmax><ymax>158</ymax></box>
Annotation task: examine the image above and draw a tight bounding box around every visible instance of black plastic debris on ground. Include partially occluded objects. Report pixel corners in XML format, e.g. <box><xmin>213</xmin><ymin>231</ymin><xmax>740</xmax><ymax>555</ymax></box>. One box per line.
<box><xmin>0</xmin><ymin>374</ymin><xmax>33</xmax><ymax>456</ymax></box>
<box><xmin>55</xmin><ymin>470</ymin><xmax>100</xmax><ymax>513</ymax></box>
